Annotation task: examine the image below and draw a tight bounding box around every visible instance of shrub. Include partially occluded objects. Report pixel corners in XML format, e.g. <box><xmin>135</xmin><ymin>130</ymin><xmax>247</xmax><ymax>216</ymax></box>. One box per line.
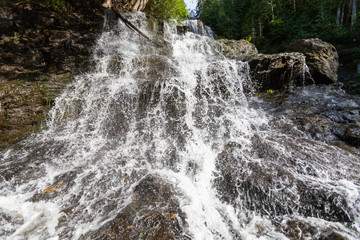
<box><xmin>144</xmin><ymin>0</ymin><xmax>189</xmax><ymax>21</ymax></box>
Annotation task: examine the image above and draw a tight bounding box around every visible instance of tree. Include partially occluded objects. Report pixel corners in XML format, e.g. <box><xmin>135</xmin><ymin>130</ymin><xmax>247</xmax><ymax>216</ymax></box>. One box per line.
<box><xmin>352</xmin><ymin>0</ymin><xmax>357</xmax><ymax>27</ymax></box>
<box><xmin>199</xmin><ymin>0</ymin><xmax>359</xmax><ymax>52</ymax></box>
<box><xmin>144</xmin><ymin>0</ymin><xmax>189</xmax><ymax>21</ymax></box>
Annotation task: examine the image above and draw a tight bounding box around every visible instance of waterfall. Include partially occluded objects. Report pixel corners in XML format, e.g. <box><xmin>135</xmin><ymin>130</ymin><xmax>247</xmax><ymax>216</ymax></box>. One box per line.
<box><xmin>0</xmin><ymin>12</ymin><xmax>359</xmax><ymax>240</ymax></box>
<box><xmin>183</xmin><ymin>20</ymin><xmax>215</xmax><ymax>38</ymax></box>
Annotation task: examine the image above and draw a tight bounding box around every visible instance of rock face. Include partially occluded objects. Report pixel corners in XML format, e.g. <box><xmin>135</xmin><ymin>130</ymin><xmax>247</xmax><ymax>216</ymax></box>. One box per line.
<box><xmin>248</xmin><ymin>53</ymin><xmax>313</xmax><ymax>91</ymax></box>
<box><xmin>0</xmin><ymin>0</ymin><xmax>105</xmax><ymax>149</ymax></box>
<box><xmin>0</xmin><ymin>0</ymin><xmax>151</xmax><ymax>149</ymax></box>
<box><xmin>254</xmin><ymin>84</ymin><xmax>360</xmax><ymax>148</ymax></box>
<box><xmin>289</xmin><ymin>38</ymin><xmax>339</xmax><ymax>84</ymax></box>
<box><xmin>80</xmin><ymin>175</ymin><xmax>187</xmax><ymax>240</ymax></box>
<box><xmin>344</xmin><ymin>124</ymin><xmax>360</xmax><ymax>147</ymax></box>
<box><xmin>218</xmin><ymin>39</ymin><xmax>258</xmax><ymax>61</ymax></box>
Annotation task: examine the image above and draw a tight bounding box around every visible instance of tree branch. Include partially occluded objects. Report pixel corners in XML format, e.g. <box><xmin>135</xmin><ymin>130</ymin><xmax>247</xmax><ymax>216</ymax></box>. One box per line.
<box><xmin>108</xmin><ymin>7</ymin><xmax>160</xmax><ymax>46</ymax></box>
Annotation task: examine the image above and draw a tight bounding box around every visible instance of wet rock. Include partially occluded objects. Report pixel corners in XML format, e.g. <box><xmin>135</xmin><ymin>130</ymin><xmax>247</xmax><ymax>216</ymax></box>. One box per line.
<box><xmin>289</xmin><ymin>38</ymin><xmax>339</xmax><ymax>84</ymax></box>
<box><xmin>30</xmin><ymin>171</ymin><xmax>78</xmax><ymax>202</ymax></box>
<box><xmin>248</xmin><ymin>53</ymin><xmax>313</xmax><ymax>91</ymax></box>
<box><xmin>134</xmin><ymin>55</ymin><xmax>177</xmax><ymax>82</ymax></box>
<box><xmin>176</xmin><ymin>25</ymin><xmax>189</xmax><ymax>35</ymax></box>
<box><xmin>215</xmin><ymin>140</ymin><xmax>354</xmax><ymax>223</ymax></box>
<box><xmin>218</xmin><ymin>39</ymin><xmax>258</xmax><ymax>61</ymax></box>
<box><xmin>281</xmin><ymin>219</ymin><xmax>351</xmax><ymax>240</ymax></box>
<box><xmin>0</xmin><ymin>0</ymin><xmax>104</xmax><ymax>149</ymax></box>
<box><xmin>253</xmin><ymin>84</ymin><xmax>360</xmax><ymax>148</ymax></box>
<box><xmin>344</xmin><ymin>124</ymin><xmax>360</xmax><ymax>147</ymax></box>
<box><xmin>81</xmin><ymin>175</ymin><xmax>188</xmax><ymax>240</ymax></box>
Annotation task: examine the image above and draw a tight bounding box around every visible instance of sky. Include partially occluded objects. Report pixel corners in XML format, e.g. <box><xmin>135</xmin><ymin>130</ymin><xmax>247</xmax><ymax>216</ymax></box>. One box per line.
<box><xmin>184</xmin><ymin>0</ymin><xmax>198</xmax><ymax>11</ymax></box>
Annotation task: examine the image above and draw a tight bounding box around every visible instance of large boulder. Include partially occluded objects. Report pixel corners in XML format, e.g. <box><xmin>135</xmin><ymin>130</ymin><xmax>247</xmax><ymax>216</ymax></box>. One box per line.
<box><xmin>289</xmin><ymin>38</ymin><xmax>339</xmax><ymax>84</ymax></box>
<box><xmin>248</xmin><ymin>53</ymin><xmax>313</xmax><ymax>91</ymax></box>
<box><xmin>218</xmin><ymin>39</ymin><xmax>258</xmax><ymax>61</ymax></box>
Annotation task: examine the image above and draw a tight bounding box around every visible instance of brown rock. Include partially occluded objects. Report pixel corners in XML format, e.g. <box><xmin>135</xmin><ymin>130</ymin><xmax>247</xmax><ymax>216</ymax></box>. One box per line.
<box><xmin>0</xmin><ymin>0</ymin><xmax>104</xmax><ymax>149</ymax></box>
<box><xmin>289</xmin><ymin>38</ymin><xmax>339</xmax><ymax>84</ymax></box>
<box><xmin>176</xmin><ymin>25</ymin><xmax>189</xmax><ymax>35</ymax></box>
<box><xmin>248</xmin><ymin>52</ymin><xmax>313</xmax><ymax>91</ymax></box>
<box><xmin>218</xmin><ymin>39</ymin><xmax>258</xmax><ymax>61</ymax></box>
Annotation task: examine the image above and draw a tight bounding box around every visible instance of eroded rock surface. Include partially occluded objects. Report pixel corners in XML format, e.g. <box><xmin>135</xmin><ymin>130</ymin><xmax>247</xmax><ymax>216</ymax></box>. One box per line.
<box><xmin>0</xmin><ymin>0</ymin><xmax>104</xmax><ymax>149</ymax></box>
<box><xmin>289</xmin><ymin>38</ymin><xmax>339</xmax><ymax>84</ymax></box>
<box><xmin>80</xmin><ymin>175</ymin><xmax>188</xmax><ymax>240</ymax></box>
<box><xmin>248</xmin><ymin>53</ymin><xmax>313</xmax><ymax>91</ymax></box>
<box><xmin>218</xmin><ymin>39</ymin><xmax>258</xmax><ymax>61</ymax></box>
<box><xmin>254</xmin><ymin>84</ymin><xmax>360</xmax><ymax>148</ymax></box>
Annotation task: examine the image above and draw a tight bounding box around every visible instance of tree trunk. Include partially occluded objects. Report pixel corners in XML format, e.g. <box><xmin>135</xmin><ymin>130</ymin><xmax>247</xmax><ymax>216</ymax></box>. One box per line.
<box><xmin>251</xmin><ymin>16</ymin><xmax>255</xmax><ymax>39</ymax></box>
<box><xmin>336</xmin><ymin>1</ymin><xmax>342</xmax><ymax>25</ymax></box>
<box><xmin>102</xmin><ymin>0</ymin><xmax>112</xmax><ymax>8</ymax></box>
<box><xmin>259</xmin><ymin>20</ymin><xmax>262</xmax><ymax>37</ymax></box>
<box><xmin>267</xmin><ymin>0</ymin><xmax>275</xmax><ymax>20</ymax></box>
<box><xmin>346</xmin><ymin>0</ymin><xmax>353</xmax><ymax>24</ymax></box>
<box><xmin>132</xmin><ymin>0</ymin><xmax>149</xmax><ymax>11</ymax></box>
<box><xmin>293</xmin><ymin>0</ymin><xmax>296</xmax><ymax>11</ymax></box>
<box><xmin>340</xmin><ymin>2</ymin><xmax>346</xmax><ymax>25</ymax></box>
<box><xmin>352</xmin><ymin>0</ymin><xmax>357</xmax><ymax>27</ymax></box>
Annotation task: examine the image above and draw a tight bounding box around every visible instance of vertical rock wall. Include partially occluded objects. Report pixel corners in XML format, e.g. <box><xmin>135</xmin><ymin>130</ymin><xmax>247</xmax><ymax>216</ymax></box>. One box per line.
<box><xmin>0</xmin><ymin>0</ymin><xmax>151</xmax><ymax>149</ymax></box>
<box><xmin>0</xmin><ymin>0</ymin><xmax>105</xmax><ymax>149</ymax></box>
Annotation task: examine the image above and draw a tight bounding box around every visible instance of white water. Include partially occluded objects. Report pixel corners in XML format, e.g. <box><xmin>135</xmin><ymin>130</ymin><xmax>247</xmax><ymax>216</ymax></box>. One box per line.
<box><xmin>0</xmin><ymin>13</ymin><xmax>359</xmax><ymax>239</ymax></box>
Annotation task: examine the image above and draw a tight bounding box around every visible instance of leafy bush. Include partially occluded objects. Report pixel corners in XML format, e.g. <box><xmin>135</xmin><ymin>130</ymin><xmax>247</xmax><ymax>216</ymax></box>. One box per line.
<box><xmin>144</xmin><ymin>0</ymin><xmax>189</xmax><ymax>21</ymax></box>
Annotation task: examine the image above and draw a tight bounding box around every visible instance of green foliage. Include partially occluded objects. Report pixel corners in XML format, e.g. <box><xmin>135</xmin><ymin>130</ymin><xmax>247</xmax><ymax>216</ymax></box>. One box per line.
<box><xmin>9</xmin><ymin>35</ymin><xmax>19</xmax><ymax>40</ymax></box>
<box><xmin>245</xmin><ymin>35</ymin><xmax>252</xmax><ymax>43</ymax></box>
<box><xmin>144</xmin><ymin>0</ymin><xmax>189</xmax><ymax>21</ymax></box>
<box><xmin>199</xmin><ymin>0</ymin><xmax>360</xmax><ymax>53</ymax></box>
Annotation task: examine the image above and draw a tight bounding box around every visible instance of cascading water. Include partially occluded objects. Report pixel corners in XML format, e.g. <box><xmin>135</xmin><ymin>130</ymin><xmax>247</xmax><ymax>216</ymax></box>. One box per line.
<box><xmin>0</xmin><ymin>12</ymin><xmax>359</xmax><ymax>240</ymax></box>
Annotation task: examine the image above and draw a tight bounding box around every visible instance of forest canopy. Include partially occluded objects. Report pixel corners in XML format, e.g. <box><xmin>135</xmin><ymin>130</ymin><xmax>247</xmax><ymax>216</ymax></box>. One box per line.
<box><xmin>198</xmin><ymin>0</ymin><xmax>360</xmax><ymax>52</ymax></box>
